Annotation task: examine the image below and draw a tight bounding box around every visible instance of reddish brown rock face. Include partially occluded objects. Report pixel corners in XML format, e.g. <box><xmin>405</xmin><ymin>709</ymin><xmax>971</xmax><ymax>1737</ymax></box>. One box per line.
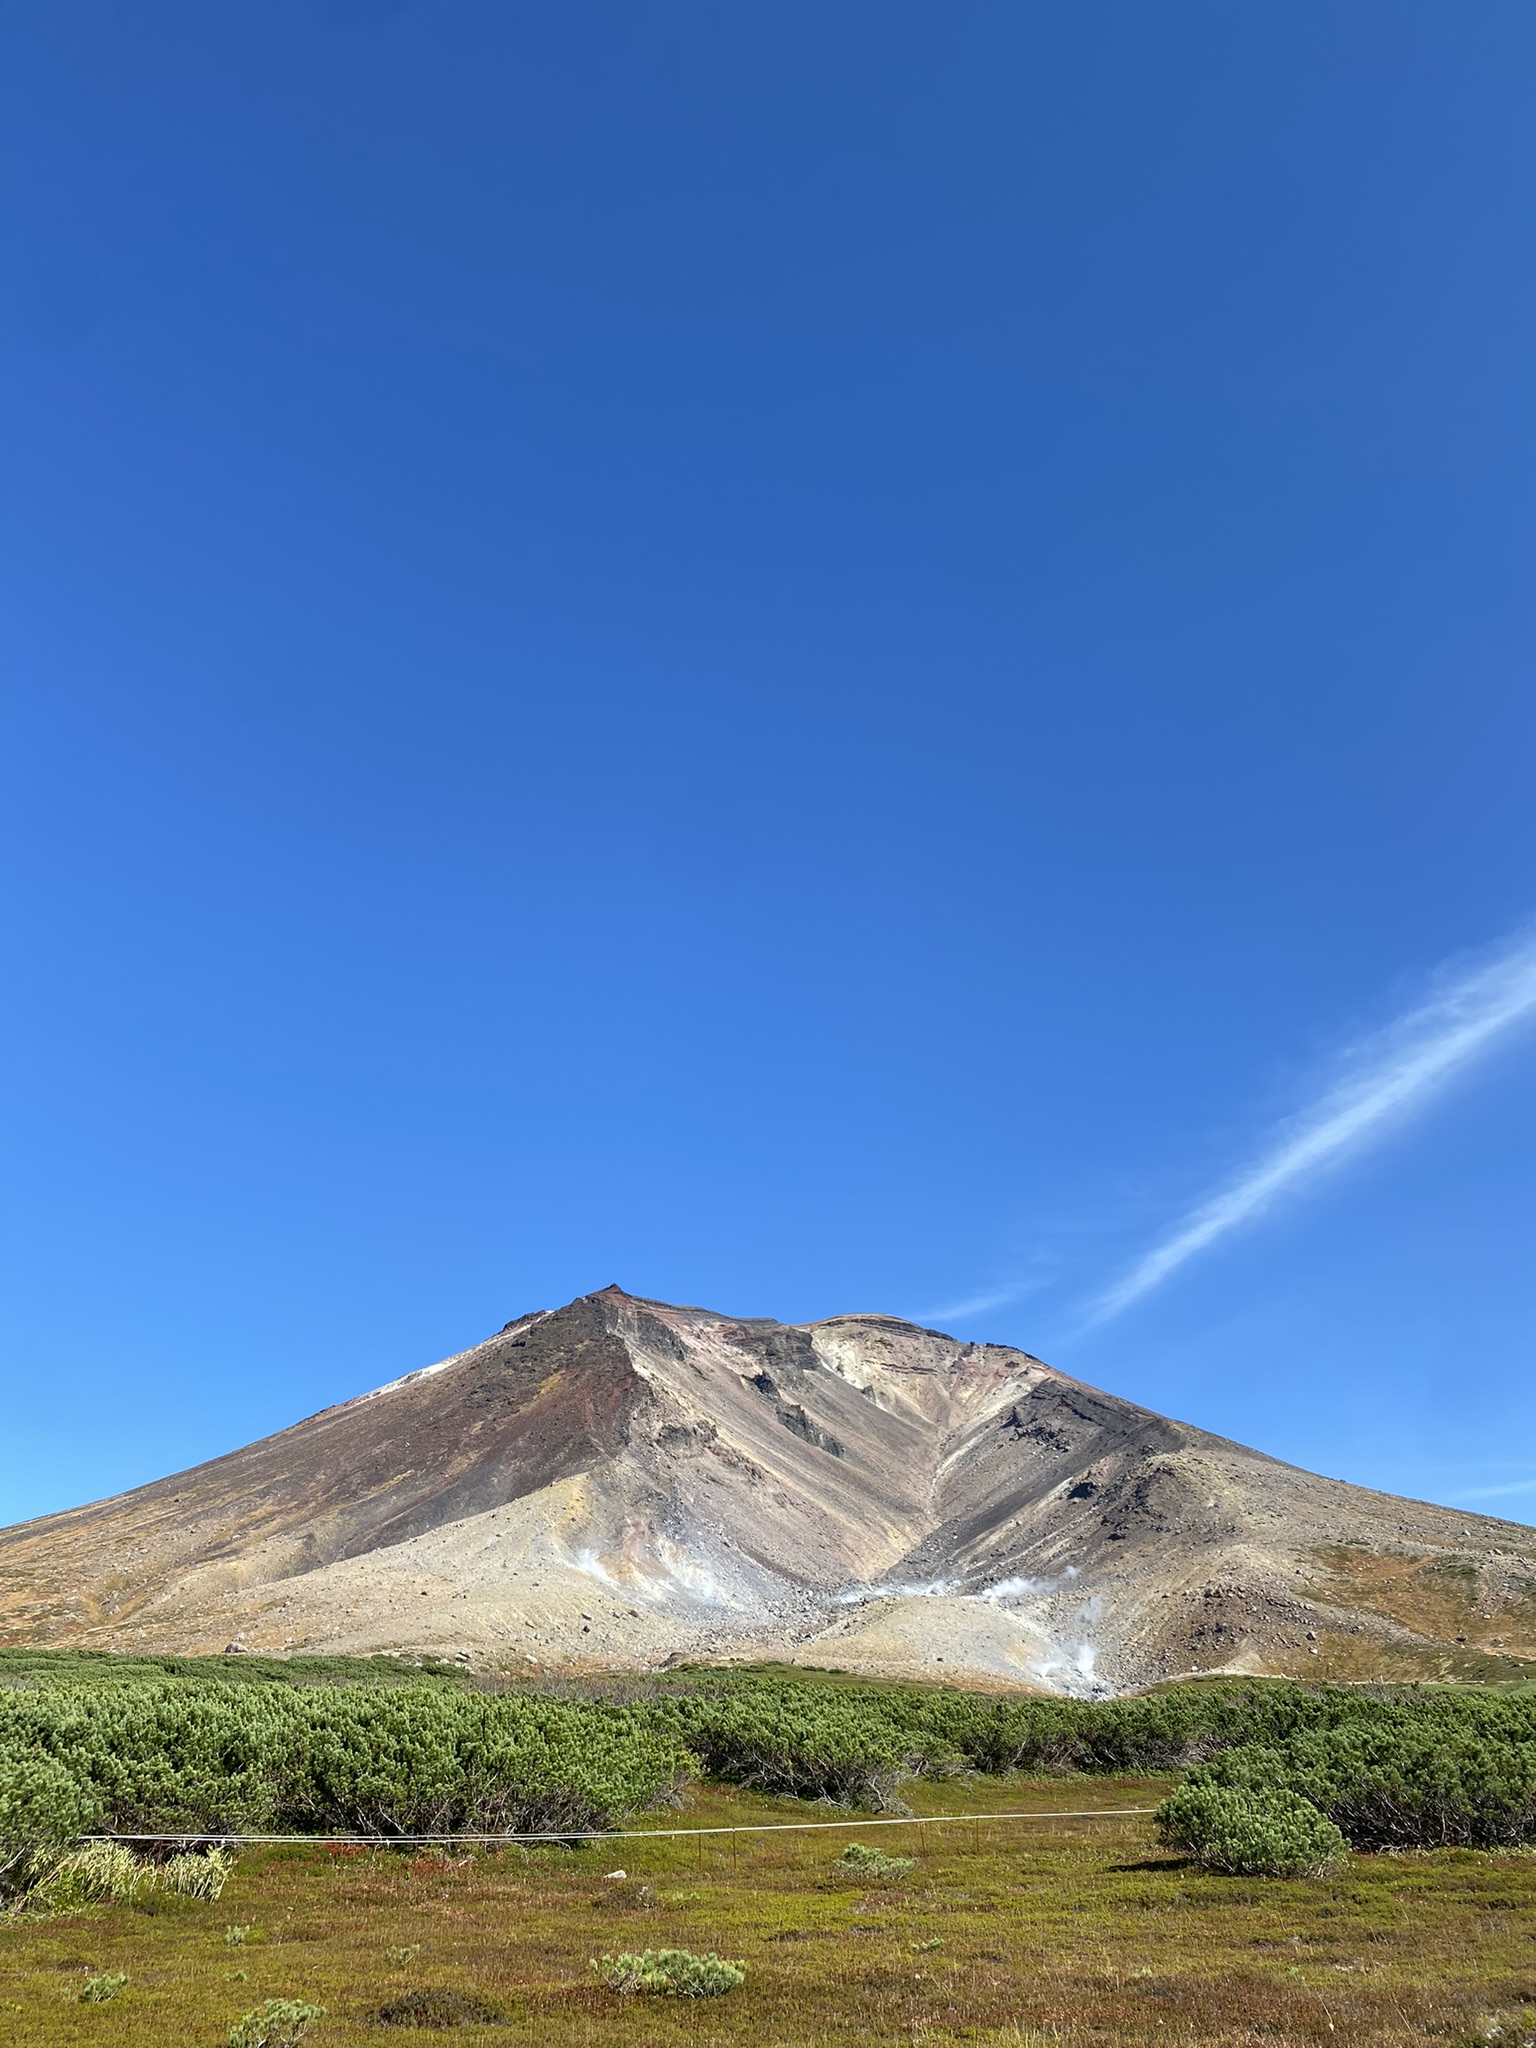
<box><xmin>4</xmin><ymin>1286</ymin><xmax>1535</xmax><ymax>1693</ymax></box>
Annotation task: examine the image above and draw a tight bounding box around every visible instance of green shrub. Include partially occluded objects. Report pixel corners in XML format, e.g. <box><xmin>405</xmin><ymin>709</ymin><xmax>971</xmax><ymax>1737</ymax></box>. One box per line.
<box><xmin>1155</xmin><ymin>1782</ymin><xmax>1347</xmax><ymax>1877</ymax></box>
<box><xmin>375</xmin><ymin>1988</ymin><xmax>505</xmax><ymax>2026</ymax></box>
<box><xmin>653</xmin><ymin>1671</ymin><xmax>1392</xmax><ymax>1796</ymax></box>
<box><xmin>657</xmin><ymin>1687</ymin><xmax>916</xmax><ymax>1806</ymax></box>
<box><xmin>288</xmin><ymin>1689</ymin><xmax>691</xmax><ymax>1835</ymax></box>
<box><xmin>1196</xmin><ymin>1716</ymin><xmax>1536</xmax><ymax>1849</ymax></box>
<box><xmin>227</xmin><ymin>1997</ymin><xmax>325</xmax><ymax>2047</ymax></box>
<box><xmin>79</xmin><ymin>1971</ymin><xmax>129</xmax><ymax>2003</ymax></box>
<box><xmin>885</xmin><ymin>1675</ymin><xmax>1379</xmax><ymax>1776</ymax></box>
<box><xmin>838</xmin><ymin>1841</ymin><xmax>915</xmax><ymax>1879</ymax></box>
<box><xmin>593</xmin><ymin>1947</ymin><xmax>745</xmax><ymax>1996</ymax></box>
<box><xmin>0</xmin><ymin>1682</ymin><xmax>692</xmax><ymax>1839</ymax></box>
<box><xmin>13</xmin><ymin>1661</ymin><xmax>1536</xmax><ymax>1859</ymax></box>
<box><xmin>0</xmin><ymin>1685</ymin><xmax>292</xmax><ymax>1834</ymax></box>
<box><xmin>0</xmin><ymin>1751</ymin><xmax>100</xmax><ymax>1904</ymax></box>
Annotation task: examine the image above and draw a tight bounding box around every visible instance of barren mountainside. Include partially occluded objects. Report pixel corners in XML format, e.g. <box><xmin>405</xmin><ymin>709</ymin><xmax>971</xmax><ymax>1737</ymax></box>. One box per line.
<box><xmin>3</xmin><ymin>1286</ymin><xmax>1534</xmax><ymax>1693</ymax></box>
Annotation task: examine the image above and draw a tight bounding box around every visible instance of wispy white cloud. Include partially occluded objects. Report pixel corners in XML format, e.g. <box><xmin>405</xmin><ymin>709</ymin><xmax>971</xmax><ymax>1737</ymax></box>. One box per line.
<box><xmin>1449</xmin><ymin>1478</ymin><xmax>1536</xmax><ymax>1502</ymax></box>
<box><xmin>1090</xmin><ymin>924</ymin><xmax>1536</xmax><ymax>1323</ymax></box>
<box><xmin>916</xmin><ymin>1279</ymin><xmax>1043</xmax><ymax>1325</ymax></box>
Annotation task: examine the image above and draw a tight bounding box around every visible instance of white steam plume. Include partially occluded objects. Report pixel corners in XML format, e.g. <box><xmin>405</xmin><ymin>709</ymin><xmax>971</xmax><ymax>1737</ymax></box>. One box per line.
<box><xmin>1091</xmin><ymin>925</ymin><xmax>1536</xmax><ymax>1322</ymax></box>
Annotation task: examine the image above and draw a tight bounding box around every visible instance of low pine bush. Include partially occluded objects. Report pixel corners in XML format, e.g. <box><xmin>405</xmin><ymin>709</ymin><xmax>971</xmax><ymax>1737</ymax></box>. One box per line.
<box><xmin>658</xmin><ymin>1687</ymin><xmax>916</xmax><ymax>1807</ymax></box>
<box><xmin>1198</xmin><ymin>1717</ymin><xmax>1536</xmax><ymax>1850</ymax></box>
<box><xmin>227</xmin><ymin>1997</ymin><xmax>325</xmax><ymax>2048</ymax></box>
<box><xmin>593</xmin><ymin>1947</ymin><xmax>745</xmax><ymax>1997</ymax></box>
<box><xmin>12</xmin><ymin>1659</ymin><xmax>1536</xmax><ymax>1856</ymax></box>
<box><xmin>1155</xmin><ymin>1782</ymin><xmax>1346</xmax><ymax>1877</ymax></box>
<box><xmin>0</xmin><ymin>1681</ymin><xmax>693</xmax><ymax>1839</ymax></box>
<box><xmin>0</xmin><ymin>1753</ymin><xmax>100</xmax><ymax>1906</ymax></box>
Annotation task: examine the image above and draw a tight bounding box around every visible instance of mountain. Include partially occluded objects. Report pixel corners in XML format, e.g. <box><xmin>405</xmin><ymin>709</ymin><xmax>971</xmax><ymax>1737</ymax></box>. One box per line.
<box><xmin>3</xmin><ymin>1286</ymin><xmax>1534</xmax><ymax>1694</ymax></box>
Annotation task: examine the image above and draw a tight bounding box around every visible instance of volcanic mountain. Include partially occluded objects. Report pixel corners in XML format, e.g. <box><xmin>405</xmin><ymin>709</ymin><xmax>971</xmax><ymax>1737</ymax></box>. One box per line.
<box><xmin>3</xmin><ymin>1287</ymin><xmax>1534</xmax><ymax>1693</ymax></box>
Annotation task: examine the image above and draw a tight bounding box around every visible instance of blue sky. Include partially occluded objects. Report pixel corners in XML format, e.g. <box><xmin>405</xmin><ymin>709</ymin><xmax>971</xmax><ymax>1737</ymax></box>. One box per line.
<box><xmin>4</xmin><ymin>2</ymin><xmax>1535</xmax><ymax>1529</ymax></box>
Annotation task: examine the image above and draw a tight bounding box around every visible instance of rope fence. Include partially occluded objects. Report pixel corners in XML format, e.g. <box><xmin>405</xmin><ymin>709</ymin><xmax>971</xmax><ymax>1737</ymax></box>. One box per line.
<box><xmin>86</xmin><ymin>1807</ymin><xmax>1156</xmax><ymax>1850</ymax></box>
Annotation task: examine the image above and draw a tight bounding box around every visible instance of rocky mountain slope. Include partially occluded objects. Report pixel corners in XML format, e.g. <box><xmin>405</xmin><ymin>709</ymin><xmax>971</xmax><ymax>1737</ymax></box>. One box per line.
<box><xmin>3</xmin><ymin>1286</ymin><xmax>1534</xmax><ymax>1693</ymax></box>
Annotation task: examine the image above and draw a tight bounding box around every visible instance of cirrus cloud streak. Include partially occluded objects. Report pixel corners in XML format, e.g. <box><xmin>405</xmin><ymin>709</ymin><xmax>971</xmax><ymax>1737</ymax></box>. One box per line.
<box><xmin>1090</xmin><ymin>925</ymin><xmax>1536</xmax><ymax>1323</ymax></box>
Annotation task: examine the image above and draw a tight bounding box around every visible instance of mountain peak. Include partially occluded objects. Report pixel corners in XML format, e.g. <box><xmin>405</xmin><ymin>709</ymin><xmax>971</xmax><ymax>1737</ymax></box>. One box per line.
<box><xmin>2</xmin><ymin>1291</ymin><xmax>1534</xmax><ymax>1693</ymax></box>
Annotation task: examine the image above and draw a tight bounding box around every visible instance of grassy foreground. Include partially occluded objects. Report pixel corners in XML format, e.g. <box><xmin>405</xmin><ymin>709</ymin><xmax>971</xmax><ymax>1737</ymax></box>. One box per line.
<box><xmin>5</xmin><ymin>1773</ymin><xmax>1536</xmax><ymax>2047</ymax></box>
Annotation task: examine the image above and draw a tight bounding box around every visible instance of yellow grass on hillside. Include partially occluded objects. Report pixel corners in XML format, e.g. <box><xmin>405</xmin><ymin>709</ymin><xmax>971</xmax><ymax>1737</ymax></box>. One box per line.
<box><xmin>1304</xmin><ymin>1543</ymin><xmax>1536</xmax><ymax>1680</ymax></box>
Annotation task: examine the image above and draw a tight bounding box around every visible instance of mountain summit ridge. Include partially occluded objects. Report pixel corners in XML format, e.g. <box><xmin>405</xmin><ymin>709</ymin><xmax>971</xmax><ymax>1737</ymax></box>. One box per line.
<box><xmin>4</xmin><ymin>1287</ymin><xmax>1533</xmax><ymax>1693</ymax></box>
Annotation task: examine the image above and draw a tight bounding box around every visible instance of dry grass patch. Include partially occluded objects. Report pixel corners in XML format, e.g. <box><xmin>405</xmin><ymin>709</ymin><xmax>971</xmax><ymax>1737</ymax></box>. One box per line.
<box><xmin>1310</xmin><ymin>1547</ymin><xmax>1536</xmax><ymax>1676</ymax></box>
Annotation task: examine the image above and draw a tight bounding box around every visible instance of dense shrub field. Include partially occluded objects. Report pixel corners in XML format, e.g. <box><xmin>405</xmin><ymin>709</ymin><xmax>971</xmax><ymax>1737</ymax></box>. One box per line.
<box><xmin>1185</xmin><ymin>1699</ymin><xmax>1536</xmax><ymax>1849</ymax></box>
<box><xmin>0</xmin><ymin>1683</ymin><xmax>691</xmax><ymax>1841</ymax></box>
<box><xmin>651</xmin><ymin>1670</ymin><xmax>1392</xmax><ymax>1796</ymax></box>
<box><xmin>5</xmin><ymin>1652</ymin><xmax>1536</xmax><ymax>1876</ymax></box>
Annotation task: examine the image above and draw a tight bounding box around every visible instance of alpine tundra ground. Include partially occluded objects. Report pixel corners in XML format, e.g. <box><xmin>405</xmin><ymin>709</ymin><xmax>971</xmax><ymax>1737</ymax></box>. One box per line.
<box><xmin>4</xmin><ymin>1773</ymin><xmax>1536</xmax><ymax>2048</ymax></box>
